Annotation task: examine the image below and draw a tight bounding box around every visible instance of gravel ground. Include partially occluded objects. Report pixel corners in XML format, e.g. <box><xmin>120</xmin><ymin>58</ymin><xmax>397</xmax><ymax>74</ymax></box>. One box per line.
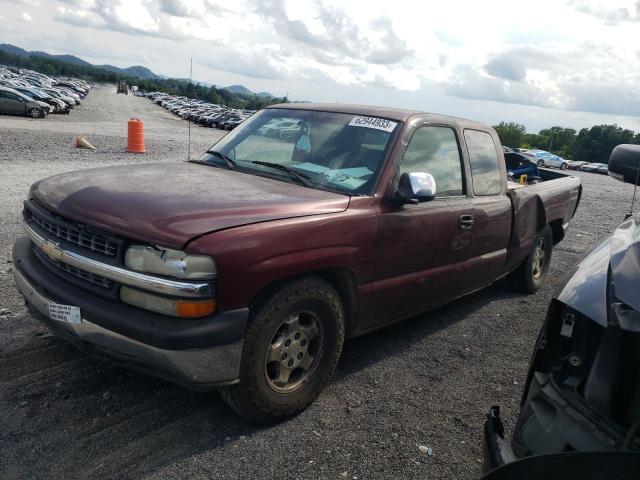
<box><xmin>0</xmin><ymin>87</ymin><xmax>635</xmax><ymax>479</ymax></box>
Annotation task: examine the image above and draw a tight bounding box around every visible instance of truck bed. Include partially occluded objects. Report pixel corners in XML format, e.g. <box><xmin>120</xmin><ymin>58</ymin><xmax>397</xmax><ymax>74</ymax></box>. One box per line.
<box><xmin>506</xmin><ymin>168</ymin><xmax>582</xmax><ymax>270</ymax></box>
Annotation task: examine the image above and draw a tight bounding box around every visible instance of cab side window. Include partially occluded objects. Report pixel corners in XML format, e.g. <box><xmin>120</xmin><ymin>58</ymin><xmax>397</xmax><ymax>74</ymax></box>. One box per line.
<box><xmin>464</xmin><ymin>129</ymin><xmax>502</xmax><ymax>195</ymax></box>
<box><xmin>400</xmin><ymin>126</ymin><xmax>464</xmax><ymax>197</ymax></box>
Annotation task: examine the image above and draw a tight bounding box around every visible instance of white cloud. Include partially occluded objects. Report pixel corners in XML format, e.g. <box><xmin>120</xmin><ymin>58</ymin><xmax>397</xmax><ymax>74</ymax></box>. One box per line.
<box><xmin>20</xmin><ymin>11</ymin><xmax>33</xmax><ymax>22</ymax></box>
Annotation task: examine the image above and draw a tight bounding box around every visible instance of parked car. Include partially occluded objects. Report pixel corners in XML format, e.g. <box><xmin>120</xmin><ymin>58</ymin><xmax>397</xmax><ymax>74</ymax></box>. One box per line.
<box><xmin>580</xmin><ymin>162</ymin><xmax>607</xmax><ymax>173</ymax></box>
<box><xmin>12</xmin><ymin>104</ymin><xmax>581</xmax><ymax>423</ymax></box>
<box><xmin>567</xmin><ymin>160</ymin><xmax>588</xmax><ymax>170</ymax></box>
<box><xmin>0</xmin><ymin>86</ymin><xmax>47</xmax><ymax>117</ymax></box>
<box><xmin>482</xmin><ymin>144</ymin><xmax>640</xmax><ymax>476</ymax></box>
<box><xmin>530</xmin><ymin>150</ymin><xmax>569</xmax><ymax>169</ymax></box>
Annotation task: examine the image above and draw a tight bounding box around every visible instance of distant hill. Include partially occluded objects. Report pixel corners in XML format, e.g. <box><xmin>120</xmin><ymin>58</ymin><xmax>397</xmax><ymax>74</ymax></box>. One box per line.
<box><xmin>223</xmin><ymin>84</ymin><xmax>274</xmax><ymax>98</ymax></box>
<box><xmin>33</xmin><ymin>51</ymin><xmax>93</xmax><ymax>67</ymax></box>
<box><xmin>0</xmin><ymin>43</ymin><xmax>161</xmax><ymax>80</ymax></box>
<box><xmin>223</xmin><ymin>84</ymin><xmax>253</xmax><ymax>95</ymax></box>
<box><xmin>0</xmin><ymin>43</ymin><xmax>30</xmax><ymax>57</ymax></box>
<box><xmin>0</xmin><ymin>43</ymin><xmax>274</xmax><ymax>95</ymax></box>
<box><xmin>97</xmin><ymin>64</ymin><xmax>159</xmax><ymax>80</ymax></box>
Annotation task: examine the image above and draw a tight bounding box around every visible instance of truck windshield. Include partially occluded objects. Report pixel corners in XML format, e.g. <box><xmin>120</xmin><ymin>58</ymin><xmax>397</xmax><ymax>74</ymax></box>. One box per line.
<box><xmin>199</xmin><ymin>108</ymin><xmax>399</xmax><ymax>195</ymax></box>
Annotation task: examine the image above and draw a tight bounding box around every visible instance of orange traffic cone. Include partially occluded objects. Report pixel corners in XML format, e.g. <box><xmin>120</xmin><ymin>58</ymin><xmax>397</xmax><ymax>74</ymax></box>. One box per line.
<box><xmin>75</xmin><ymin>136</ymin><xmax>96</xmax><ymax>150</ymax></box>
<box><xmin>127</xmin><ymin>118</ymin><xmax>145</xmax><ymax>153</ymax></box>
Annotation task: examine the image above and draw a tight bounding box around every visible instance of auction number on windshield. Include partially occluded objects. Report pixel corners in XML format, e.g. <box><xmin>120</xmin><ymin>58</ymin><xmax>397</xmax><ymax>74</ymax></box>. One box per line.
<box><xmin>349</xmin><ymin>116</ymin><xmax>397</xmax><ymax>132</ymax></box>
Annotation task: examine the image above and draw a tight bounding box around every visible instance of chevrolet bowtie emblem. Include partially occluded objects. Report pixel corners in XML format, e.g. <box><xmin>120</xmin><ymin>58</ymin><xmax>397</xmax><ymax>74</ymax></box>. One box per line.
<box><xmin>42</xmin><ymin>240</ymin><xmax>64</xmax><ymax>263</ymax></box>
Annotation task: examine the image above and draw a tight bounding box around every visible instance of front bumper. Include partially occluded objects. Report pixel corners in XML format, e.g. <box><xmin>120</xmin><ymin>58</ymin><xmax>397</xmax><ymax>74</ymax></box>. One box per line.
<box><xmin>13</xmin><ymin>237</ymin><xmax>248</xmax><ymax>390</ymax></box>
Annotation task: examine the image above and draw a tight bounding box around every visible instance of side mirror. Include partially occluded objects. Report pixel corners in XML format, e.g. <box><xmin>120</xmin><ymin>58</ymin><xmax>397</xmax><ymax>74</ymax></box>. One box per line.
<box><xmin>609</xmin><ymin>144</ymin><xmax>640</xmax><ymax>185</ymax></box>
<box><xmin>396</xmin><ymin>172</ymin><xmax>437</xmax><ymax>204</ymax></box>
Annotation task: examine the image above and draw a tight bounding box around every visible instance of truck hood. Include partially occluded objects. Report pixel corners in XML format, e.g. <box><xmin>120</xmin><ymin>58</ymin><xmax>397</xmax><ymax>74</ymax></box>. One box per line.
<box><xmin>31</xmin><ymin>162</ymin><xmax>350</xmax><ymax>248</ymax></box>
<box><xmin>557</xmin><ymin>212</ymin><xmax>640</xmax><ymax>328</ymax></box>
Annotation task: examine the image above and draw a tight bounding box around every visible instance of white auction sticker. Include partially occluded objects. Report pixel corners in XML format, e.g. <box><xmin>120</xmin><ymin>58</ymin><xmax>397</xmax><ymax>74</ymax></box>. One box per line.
<box><xmin>48</xmin><ymin>302</ymin><xmax>81</xmax><ymax>325</ymax></box>
<box><xmin>349</xmin><ymin>116</ymin><xmax>397</xmax><ymax>132</ymax></box>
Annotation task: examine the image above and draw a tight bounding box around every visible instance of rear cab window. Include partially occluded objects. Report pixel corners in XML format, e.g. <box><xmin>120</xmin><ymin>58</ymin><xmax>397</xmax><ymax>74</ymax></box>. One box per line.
<box><xmin>464</xmin><ymin>129</ymin><xmax>503</xmax><ymax>195</ymax></box>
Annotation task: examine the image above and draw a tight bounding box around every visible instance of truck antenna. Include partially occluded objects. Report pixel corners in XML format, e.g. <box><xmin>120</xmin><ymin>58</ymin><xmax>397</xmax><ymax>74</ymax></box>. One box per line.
<box><xmin>188</xmin><ymin>57</ymin><xmax>192</xmax><ymax>162</ymax></box>
<box><xmin>627</xmin><ymin>164</ymin><xmax>640</xmax><ymax>220</ymax></box>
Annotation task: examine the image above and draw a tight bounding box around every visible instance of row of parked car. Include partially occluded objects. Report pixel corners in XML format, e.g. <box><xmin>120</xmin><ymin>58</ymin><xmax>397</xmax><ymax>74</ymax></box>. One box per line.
<box><xmin>0</xmin><ymin>65</ymin><xmax>93</xmax><ymax>118</ymax></box>
<box><xmin>141</xmin><ymin>91</ymin><xmax>255</xmax><ymax>130</ymax></box>
<box><xmin>565</xmin><ymin>160</ymin><xmax>609</xmax><ymax>173</ymax></box>
<box><xmin>504</xmin><ymin>146</ymin><xmax>610</xmax><ymax>177</ymax></box>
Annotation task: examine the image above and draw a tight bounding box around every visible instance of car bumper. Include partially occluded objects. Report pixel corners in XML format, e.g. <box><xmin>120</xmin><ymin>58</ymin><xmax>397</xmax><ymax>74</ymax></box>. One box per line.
<box><xmin>12</xmin><ymin>237</ymin><xmax>248</xmax><ymax>390</ymax></box>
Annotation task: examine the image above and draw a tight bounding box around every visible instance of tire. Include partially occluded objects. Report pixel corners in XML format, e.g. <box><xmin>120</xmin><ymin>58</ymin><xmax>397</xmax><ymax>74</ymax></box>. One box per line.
<box><xmin>560</xmin><ymin>163</ymin><xmax>567</xmax><ymax>170</ymax></box>
<box><xmin>507</xmin><ymin>225</ymin><xmax>553</xmax><ymax>293</ymax></box>
<box><xmin>220</xmin><ymin>277</ymin><xmax>345</xmax><ymax>424</ymax></box>
<box><xmin>28</xmin><ymin>108</ymin><xmax>42</xmax><ymax>118</ymax></box>
<box><xmin>537</xmin><ymin>160</ymin><xmax>544</xmax><ymax>167</ymax></box>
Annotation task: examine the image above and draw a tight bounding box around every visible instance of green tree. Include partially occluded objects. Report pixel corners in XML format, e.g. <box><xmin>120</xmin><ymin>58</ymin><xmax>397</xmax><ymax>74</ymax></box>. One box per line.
<box><xmin>574</xmin><ymin>124</ymin><xmax>636</xmax><ymax>163</ymax></box>
<box><xmin>537</xmin><ymin>126</ymin><xmax>577</xmax><ymax>158</ymax></box>
<box><xmin>492</xmin><ymin>122</ymin><xmax>527</xmax><ymax>147</ymax></box>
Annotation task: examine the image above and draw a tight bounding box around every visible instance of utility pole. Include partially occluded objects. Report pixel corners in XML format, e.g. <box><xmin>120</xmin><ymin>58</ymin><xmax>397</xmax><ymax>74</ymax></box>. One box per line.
<box><xmin>188</xmin><ymin>57</ymin><xmax>192</xmax><ymax>161</ymax></box>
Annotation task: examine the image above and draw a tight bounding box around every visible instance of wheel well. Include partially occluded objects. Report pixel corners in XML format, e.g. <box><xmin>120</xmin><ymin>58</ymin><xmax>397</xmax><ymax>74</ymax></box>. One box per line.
<box><xmin>549</xmin><ymin>219</ymin><xmax>564</xmax><ymax>245</ymax></box>
<box><xmin>249</xmin><ymin>269</ymin><xmax>358</xmax><ymax>335</ymax></box>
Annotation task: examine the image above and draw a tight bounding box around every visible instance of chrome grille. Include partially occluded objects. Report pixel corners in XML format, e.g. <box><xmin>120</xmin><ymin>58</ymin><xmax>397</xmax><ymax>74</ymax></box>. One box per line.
<box><xmin>29</xmin><ymin>210</ymin><xmax>118</xmax><ymax>257</ymax></box>
<box><xmin>37</xmin><ymin>250</ymin><xmax>113</xmax><ymax>289</ymax></box>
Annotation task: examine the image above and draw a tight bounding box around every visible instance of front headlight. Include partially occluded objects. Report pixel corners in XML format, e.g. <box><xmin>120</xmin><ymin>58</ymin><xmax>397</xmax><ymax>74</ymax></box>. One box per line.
<box><xmin>125</xmin><ymin>245</ymin><xmax>216</xmax><ymax>280</ymax></box>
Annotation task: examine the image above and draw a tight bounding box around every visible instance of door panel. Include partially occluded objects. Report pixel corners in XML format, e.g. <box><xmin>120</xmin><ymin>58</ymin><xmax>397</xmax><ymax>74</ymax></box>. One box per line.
<box><xmin>372</xmin><ymin>199</ymin><xmax>474</xmax><ymax>324</ymax></box>
<box><xmin>369</xmin><ymin>125</ymin><xmax>474</xmax><ymax>327</ymax></box>
<box><xmin>466</xmin><ymin>195</ymin><xmax>512</xmax><ymax>289</ymax></box>
<box><xmin>4</xmin><ymin>94</ymin><xmax>24</xmax><ymax>114</ymax></box>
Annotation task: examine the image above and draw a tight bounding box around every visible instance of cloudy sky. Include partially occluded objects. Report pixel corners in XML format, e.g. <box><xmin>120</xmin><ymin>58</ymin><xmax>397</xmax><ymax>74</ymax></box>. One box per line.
<box><xmin>2</xmin><ymin>0</ymin><xmax>639</xmax><ymax>131</ymax></box>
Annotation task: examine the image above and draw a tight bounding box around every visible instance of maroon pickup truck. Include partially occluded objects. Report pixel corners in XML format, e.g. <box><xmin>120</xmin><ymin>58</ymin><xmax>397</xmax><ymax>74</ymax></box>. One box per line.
<box><xmin>13</xmin><ymin>103</ymin><xmax>581</xmax><ymax>423</ymax></box>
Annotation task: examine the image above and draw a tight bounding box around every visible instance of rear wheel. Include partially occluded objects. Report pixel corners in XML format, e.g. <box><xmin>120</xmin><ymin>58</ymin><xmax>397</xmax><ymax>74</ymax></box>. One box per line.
<box><xmin>507</xmin><ymin>225</ymin><xmax>553</xmax><ymax>293</ymax></box>
<box><xmin>560</xmin><ymin>163</ymin><xmax>567</xmax><ymax>170</ymax></box>
<box><xmin>537</xmin><ymin>160</ymin><xmax>544</xmax><ymax>167</ymax></box>
<box><xmin>220</xmin><ymin>277</ymin><xmax>345</xmax><ymax>424</ymax></box>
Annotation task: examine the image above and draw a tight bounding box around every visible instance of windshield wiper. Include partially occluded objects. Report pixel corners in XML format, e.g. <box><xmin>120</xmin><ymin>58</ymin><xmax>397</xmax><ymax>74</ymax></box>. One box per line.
<box><xmin>207</xmin><ymin>150</ymin><xmax>237</xmax><ymax>169</ymax></box>
<box><xmin>251</xmin><ymin>161</ymin><xmax>314</xmax><ymax>187</ymax></box>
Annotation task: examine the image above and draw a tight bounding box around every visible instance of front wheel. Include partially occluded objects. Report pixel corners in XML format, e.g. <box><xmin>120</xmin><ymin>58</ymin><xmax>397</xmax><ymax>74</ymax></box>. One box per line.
<box><xmin>220</xmin><ymin>277</ymin><xmax>345</xmax><ymax>424</ymax></box>
<box><xmin>507</xmin><ymin>225</ymin><xmax>553</xmax><ymax>293</ymax></box>
<box><xmin>537</xmin><ymin>160</ymin><xmax>544</xmax><ymax>167</ymax></box>
<box><xmin>28</xmin><ymin>108</ymin><xmax>42</xmax><ymax>118</ymax></box>
<box><xmin>560</xmin><ymin>163</ymin><xmax>567</xmax><ymax>170</ymax></box>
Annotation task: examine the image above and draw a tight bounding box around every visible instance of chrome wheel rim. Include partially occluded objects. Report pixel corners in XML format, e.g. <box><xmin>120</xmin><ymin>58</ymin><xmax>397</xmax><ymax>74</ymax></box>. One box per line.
<box><xmin>29</xmin><ymin>109</ymin><xmax>39</xmax><ymax>118</ymax></box>
<box><xmin>264</xmin><ymin>312</ymin><xmax>322</xmax><ymax>393</ymax></box>
<box><xmin>531</xmin><ymin>237</ymin><xmax>546</xmax><ymax>279</ymax></box>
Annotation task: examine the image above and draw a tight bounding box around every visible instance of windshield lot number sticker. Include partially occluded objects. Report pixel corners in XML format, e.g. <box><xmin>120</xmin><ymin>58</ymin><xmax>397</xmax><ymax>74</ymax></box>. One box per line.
<box><xmin>349</xmin><ymin>116</ymin><xmax>397</xmax><ymax>132</ymax></box>
<box><xmin>48</xmin><ymin>302</ymin><xmax>81</xmax><ymax>325</ymax></box>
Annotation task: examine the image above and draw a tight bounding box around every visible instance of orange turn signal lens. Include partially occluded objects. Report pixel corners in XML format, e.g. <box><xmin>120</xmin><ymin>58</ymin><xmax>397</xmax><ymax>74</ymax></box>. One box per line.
<box><xmin>120</xmin><ymin>286</ymin><xmax>216</xmax><ymax>318</ymax></box>
<box><xmin>176</xmin><ymin>299</ymin><xmax>216</xmax><ymax>318</ymax></box>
